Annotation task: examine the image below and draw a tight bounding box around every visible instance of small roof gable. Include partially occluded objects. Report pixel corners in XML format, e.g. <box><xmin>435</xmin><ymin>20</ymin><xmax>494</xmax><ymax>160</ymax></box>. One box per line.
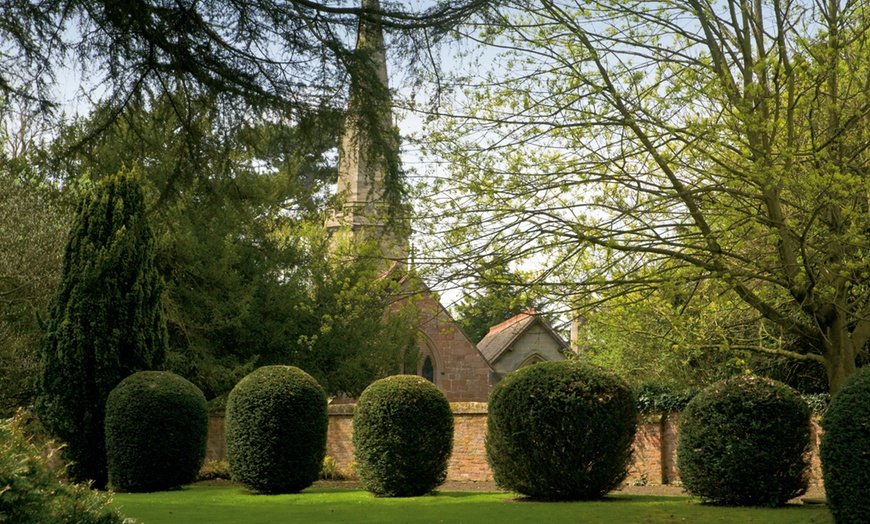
<box><xmin>478</xmin><ymin>310</ymin><xmax>569</xmax><ymax>365</ymax></box>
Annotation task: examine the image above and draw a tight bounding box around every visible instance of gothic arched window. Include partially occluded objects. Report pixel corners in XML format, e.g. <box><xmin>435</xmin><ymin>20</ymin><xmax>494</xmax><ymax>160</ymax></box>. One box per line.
<box><xmin>422</xmin><ymin>356</ymin><xmax>434</xmax><ymax>383</ymax></box>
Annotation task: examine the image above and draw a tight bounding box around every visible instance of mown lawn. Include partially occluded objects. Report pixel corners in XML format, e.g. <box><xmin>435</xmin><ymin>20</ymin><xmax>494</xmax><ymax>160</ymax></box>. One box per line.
<box><xmin>111</xmin><ymin>484</ymin><xmax>833</xmax><ymax>524</ymax></box>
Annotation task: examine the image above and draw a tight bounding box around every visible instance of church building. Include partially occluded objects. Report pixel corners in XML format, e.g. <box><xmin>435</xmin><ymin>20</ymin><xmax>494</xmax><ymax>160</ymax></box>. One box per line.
<box><xmin>325</xmin><ymin>0</ymin><xmax>493</xmax><ymax>402</ymax></box>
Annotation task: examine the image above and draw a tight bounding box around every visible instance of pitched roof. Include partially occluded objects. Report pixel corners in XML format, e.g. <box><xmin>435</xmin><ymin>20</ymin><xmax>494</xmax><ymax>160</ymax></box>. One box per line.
<box><xmin>477</xmin><ymin>310</ymin><xmax>569</xmax><ymax>365</ymax></box>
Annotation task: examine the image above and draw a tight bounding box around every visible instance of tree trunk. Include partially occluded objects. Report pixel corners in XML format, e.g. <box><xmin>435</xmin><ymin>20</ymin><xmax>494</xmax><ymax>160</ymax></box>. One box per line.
<box><xmin>824</xmin><ymin>318</ymin><xmax>857</xmax><ymax>394</ymax></box>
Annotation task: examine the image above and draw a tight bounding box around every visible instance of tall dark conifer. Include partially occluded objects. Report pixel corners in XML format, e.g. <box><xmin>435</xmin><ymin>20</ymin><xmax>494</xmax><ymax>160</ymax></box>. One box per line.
<box><xmin>37</xmin><ymin>168</ymin><xmax>167</xmax><ymax>488</ymax></box>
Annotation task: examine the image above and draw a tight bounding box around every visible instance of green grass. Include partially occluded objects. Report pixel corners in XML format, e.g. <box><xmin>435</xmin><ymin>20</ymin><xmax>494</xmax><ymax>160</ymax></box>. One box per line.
<box><xmin>112</xmin><ymin>484</ymin><xmax>833</xmax><ymax>524</ymax></box>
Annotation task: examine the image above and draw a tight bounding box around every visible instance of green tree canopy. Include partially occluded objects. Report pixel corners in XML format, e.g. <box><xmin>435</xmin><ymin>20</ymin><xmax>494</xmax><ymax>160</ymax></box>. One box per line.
<box><xmin>453</xmin><ymin>272</ymin><xmax>541</xmax><ymax>344</ymax></box>
<box><xmin>421</xmin><ymin>0</ymin><xmax>870</xmax><ymax>393</ymax></box>
<box><xmin>1</xmin><ymin>0</ymin><xmax>493</xmax><ymax>217</ymax></box>
<box><xmin>0</xmin><ymin>166</ymin><xmax>72</xmax><ymax>415</ymax></box>
<box><xmin>41</xmin><ymin>91</ymin><xmax>417</xmax><ymax>399</ymax></box>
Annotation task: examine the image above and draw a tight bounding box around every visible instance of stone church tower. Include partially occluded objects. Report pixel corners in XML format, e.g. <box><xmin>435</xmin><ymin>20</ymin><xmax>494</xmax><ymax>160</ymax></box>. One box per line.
<box><xmin>325</xmin><ymin>0</ymin><xmax>409</xmax><ymax>264</ymax></box>
<box><xmin>327</xmin><ymin>1</ymin><xmax>493</xmax><ymax>402</ymax></box>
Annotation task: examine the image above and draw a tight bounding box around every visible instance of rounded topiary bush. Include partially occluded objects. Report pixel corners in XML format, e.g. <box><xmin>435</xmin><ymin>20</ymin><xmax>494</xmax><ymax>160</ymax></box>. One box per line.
<box><xmin>821</xmin><ymin>369</ymin><xmax>870</xmax><ymax>523</ymax></box>
<box><xmin>105</xmin><ymin>371</ymin><xmax>208</xmax><ymax>492</ymax></box>
<box><xmin>486</xmin><ymin>360</ymin><xmax>637</xmax><ymax>500</ymax></box>
<box><xmin>353</xmin><ymin>375</ymin><xmax>454</xmax><ymax>497</ymax></box>
<box><xmin>225</xmin><ymin>365</ymin><xmax>327</xmax><ymax>494</ymax></box>
<box><xmin>677</xmin><ymin>375</ymin><xmax>810</xmax><ymax>506</ymax></box>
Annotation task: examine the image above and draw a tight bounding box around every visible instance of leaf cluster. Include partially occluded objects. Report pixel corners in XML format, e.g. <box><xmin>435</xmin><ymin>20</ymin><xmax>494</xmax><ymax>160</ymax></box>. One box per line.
<box><xmin>633</xmin><ymin>383</ymin><xmax>699</xmax><ymax>416</ymax></box>
<box><xmin>0</xmin><ymin>409</ymin><xmax>133</xmax><ymax>524</ymax></box>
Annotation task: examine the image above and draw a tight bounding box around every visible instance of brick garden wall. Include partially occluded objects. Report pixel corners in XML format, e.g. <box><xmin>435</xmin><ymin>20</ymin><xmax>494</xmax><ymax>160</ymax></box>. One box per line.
<box><xmin>206</xmin><ymin>406</ymin><xmax>824</xmax><ymax>486</ymax></box>
<box><xmin>207</xmin><ymin>402</ymin><xmax>494</xmax><ymax>481</ymax></box>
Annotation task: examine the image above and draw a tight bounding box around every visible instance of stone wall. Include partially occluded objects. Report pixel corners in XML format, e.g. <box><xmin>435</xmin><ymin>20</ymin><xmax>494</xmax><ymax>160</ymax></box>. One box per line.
<box><xmin>626</xmin><ymin>413</ymin><xmax>681</xmax><ymax>485</ymax></box>
<box><xmin>206</xmin><ymin>406</ymin><xmax>824</xmax><ymax>486</ymax></box>
<box><xmin>623</xmin><ymin>413</ymin><xmax>823</xmax><ymax>487</ymax></box>
<box><xmin>312</xmin><ymin>402</ymin><xmax>493</xmax><ymax>481</ymax></box>
<box><xmin>206</xmin><ymin>403</ymin><xmax>494</xmax><ymax>481</ymax></box>
<box><xmin>445</xmin><ymin>403</ymin><xmax>491</xmax><ymax>481</ymax></box>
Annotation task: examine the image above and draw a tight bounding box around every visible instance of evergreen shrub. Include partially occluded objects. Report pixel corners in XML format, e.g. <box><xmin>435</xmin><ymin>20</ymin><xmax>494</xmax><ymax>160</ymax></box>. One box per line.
<box><xmin>0</xmin><ymin>410</ymin><xmax>131</xmax><ymax>524</ymax></box>
<box><xmin>225</xmin><ymin>365</ymin><xmax>327</xmax><ymax>493</ymax></box>
<box><xmin>820</xmin><ymin>369</ymin><xmax>870</xmax><ymax>523</ymax></box>
<box><xmin>36</xmin><ymin>169</ymin><xmax>167</xmax><ymax>487</ymax></box>
<box><xmin>105</xmin><ymin>371</ymin><xmax>208</xmax><ymax>492</ymax></box>
<box><xmin>353</xmin><ymin>375</ymin><xmax>453</xmax><ymax>496</ymax></box>
<box><xmin>486</xmin><ymin>361</ymin><xmax>637</xmax><ymax>500</ymax></box>
<box><xmin>677</xmin><ymin>375</ymin><xmax>810</xmax><ymax>506</ymax></box>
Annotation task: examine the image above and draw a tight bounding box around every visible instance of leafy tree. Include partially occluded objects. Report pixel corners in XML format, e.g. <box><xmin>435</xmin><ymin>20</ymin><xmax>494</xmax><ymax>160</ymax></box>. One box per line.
<box><xmin>40</xmin><ymin>92</ymin><xmax>336</xmax><ymax>397</ymax></box>
<box><xmin>37</xmin><ymin>168</ymin><xmax>167</xmax><ymax>488</ymax></box>
<box><xmin>0</xmin><ymin>0</ymin><xmax>492</xmax><ymax>218</ymax></box>
<box><xmin>291</xmin><ymin>238</ymin><xmax>421</xmax><ymax>397</ymax></box>
<box><xmin>422</xmin><ymin>0</ymin><xmax>870</xmax><ymax>392</ymax></box>
<box><xmin>453</xmin><ymin>271</ymin><xmax>541</xmax><ymax>344</ymax></box>
<box><xmin>582</xmin><ymin>270</ymin><xmax>828</xmax><ymax>392</ymax></box>
<box><xmin>39</xmin><ymin>91</ymin><xmax>417</xmax><ymax>399</ymax></box>
<box><xmin>0</xmin><ymin>99</ymin><xmax>80</xmax><ymax>415</ymax></box>
<box><xmin>0</xmin><ymin>173</ymin><xmax>72</xmax><ymax>415</ymax></box>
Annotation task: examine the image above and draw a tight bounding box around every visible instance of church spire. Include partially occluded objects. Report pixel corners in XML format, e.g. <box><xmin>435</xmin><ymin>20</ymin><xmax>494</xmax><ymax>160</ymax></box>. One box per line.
<box><xmin>326</xmin><ymin>0</ymin><xmax>409</xmax><ymax>264</ymax></box>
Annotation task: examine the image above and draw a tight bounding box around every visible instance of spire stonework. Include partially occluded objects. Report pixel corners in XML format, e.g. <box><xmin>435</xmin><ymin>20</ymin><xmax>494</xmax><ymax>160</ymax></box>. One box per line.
<box><xmin>326</xmin><ymin>0</ymin><xmax>409</xmax><ymax>265</ymax></box>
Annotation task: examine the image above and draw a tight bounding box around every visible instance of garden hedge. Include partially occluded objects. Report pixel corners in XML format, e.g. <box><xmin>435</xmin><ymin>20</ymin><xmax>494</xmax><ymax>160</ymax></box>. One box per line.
<box><xmin>677</xmin><ymin>375</ymin><xmax>811</xmax><ymax>506</ymax></box>
<box><xmin>821</xmin><ymin>368</ymin><xmax>870</xmax><ymax>523</ymax></box>
<box><xmin>486</xmin><ymin>360</ymin><xmax>637</xmax><ymax>500</ymax></box>
<box><xmin>353</xmin><ymin>375</ymin><xmax>454</xmax><ymax>497</ymax></box>
<box><xmin>105</xmin><ymin>371</ymin><xmax>208</xmax><ymax>492</ymax></box>
<box><xmin>225</xmin><ymin>365</ymin><xmax>328</xmax><ymax>493</ymax></box>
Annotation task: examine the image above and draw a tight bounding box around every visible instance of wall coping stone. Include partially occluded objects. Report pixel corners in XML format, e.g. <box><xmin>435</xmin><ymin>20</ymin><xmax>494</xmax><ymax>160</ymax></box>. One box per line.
<box><xmin>326</xmin><ymin>401</ymin><xmax>490</xmax><ymax>416</ymax></box>
<box><xmin>328</xmin><ymin>404</ymin><xmax>355</xmax><ymax>416</ymax></box>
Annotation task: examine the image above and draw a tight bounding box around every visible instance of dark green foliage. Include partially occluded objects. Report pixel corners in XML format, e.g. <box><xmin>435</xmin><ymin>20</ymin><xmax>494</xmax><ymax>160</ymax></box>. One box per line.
<box><xmin>225</xmin><ymin>365</ymin><xmax>327</xmax><ymax>494</ymax></box>
<box><xmin>633</xmin><ymin>383</ymin><xmax>699</xmax><ymax>415</ymax></box>
<box><xmin>454</xmin><ymin>274</ymin><xmax>540</xmax><ymax>344</ymax></box>
<box><xmin>820</xmin><ymin>369</ymin><xmax>870</xmax><ymax>523</ymax></box>
<box><xmin>45</xmin><ymin>94</ymin><xmax>416</xmax><ymax>402</ymax></box>
<box><xmin>677</xmin><ymin>375</ymin><xmax>810</xmax><ymax>506</ymax></box>
<box><xmin>352</xmin><ymin>375</ymin><xmax>454</xmax><ymax>497</ymax></box>
<box><xmin>486</xmin><ymin>361</ymin><xmax>637</xmax><ymax>500</ymax></box>
<box><xmin>0</xmin><ymin>410</ymin><xmax>131</xmax><ymax>524</ymax></box>
<box><xmin>105</xmin><ymin>371</ymin><xmax>208</xmax><ymax>492</ymax></box>
<box><xmin>36</xmin><ymin>169</ymin><xmax>167</xmax><ymax>488</ymax></box>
